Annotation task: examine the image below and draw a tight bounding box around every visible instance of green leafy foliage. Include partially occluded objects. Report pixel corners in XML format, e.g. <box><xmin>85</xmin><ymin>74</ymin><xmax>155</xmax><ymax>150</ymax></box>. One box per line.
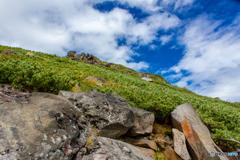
<box><xmin>0</xmin><ymin>45</ymin><xmax>239</xmax><ymax>150</ymax></box>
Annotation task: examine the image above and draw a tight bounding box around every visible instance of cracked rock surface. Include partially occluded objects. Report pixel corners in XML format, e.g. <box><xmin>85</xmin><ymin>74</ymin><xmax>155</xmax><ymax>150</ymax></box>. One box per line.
<box><xmin>0</xmin><ymin>91</ymin><xmax>79</xmax><ymax>160</ymax></box>
<box><xmin>59</xmin><ymin>90</ymin><xmax>135</xmax><ymax>138</ymax></box>
<box><xmin>0</xmin><ymin>85</ymin><xmax>155</xmax><ymax>160</ymax></box>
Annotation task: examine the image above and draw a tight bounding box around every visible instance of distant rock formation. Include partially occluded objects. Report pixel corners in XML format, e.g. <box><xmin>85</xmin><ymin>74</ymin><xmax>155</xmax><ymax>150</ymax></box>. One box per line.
<box><xmin>0</xmin><ymin>49</ymin><xmax>22</xmax><ymax>55</ymax></box>
<box><xmin>66</xmin><ymin>51</ymin><xmax>101</xmax><ymax>65</ymax></box>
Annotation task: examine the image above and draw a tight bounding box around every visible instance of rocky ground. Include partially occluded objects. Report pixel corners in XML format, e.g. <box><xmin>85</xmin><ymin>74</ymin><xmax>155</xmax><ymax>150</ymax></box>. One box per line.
<box><xmin>0</xmin><ymin>83</ymin><xmax>238</xmax><ymax>160</ymax></box>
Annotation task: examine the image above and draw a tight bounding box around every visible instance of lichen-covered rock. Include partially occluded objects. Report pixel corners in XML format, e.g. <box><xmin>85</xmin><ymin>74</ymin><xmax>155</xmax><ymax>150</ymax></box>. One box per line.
<box><xmin>127</xmin><ymin>106</ymin><xmax>155</xmax><ymax>136</ymax></box>
<box><xmin>59</xmin><ymin>90</ymin><xmax>135</xmax><ymax>138</ymax></box>
<box><xmin>0</xmin><ymin>92</ymin><xmax>79</xmax><ymax>160</ymax></box>
<box><xmin>79</xmin><ymin>137</ymin><xmax>154</xmax><ymax>160</ymax></box>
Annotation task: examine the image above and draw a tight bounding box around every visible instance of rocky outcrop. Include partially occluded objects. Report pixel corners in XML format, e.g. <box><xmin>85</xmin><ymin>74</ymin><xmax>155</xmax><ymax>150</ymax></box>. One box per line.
<box><xmin>66</xmin><ymin>51</ymin><xmax>101</xmax><ymax>65</ymax></box>
<box><xmin>0</xmin><ymin>91</ymin><xmax>79</xmax><ymax>160</ymax></box>
<box><xmin>0</xmin><ymin>50</ymin><xmax>22</xmax><ymax>55</ymax></box>
<box><xmin>171</xmin><ymin>103</ymin><xmax>228</xmax><ymax>160</ymax></box>
<box><xmin>78</xmin><ymin>137</ymin><xmax>154</xmax><ymax>160</ymax></box>
<box><xmin>58</xmin><ymin>90</ymin><xmax>136</xmax><ymax>138</ymax></box>
<box><xmin>1</xmin><ymin>81</ymin><xmax>232</xmax><ymax>160</ymax></box>
<box><xmin>172</xmin><ymin>128</ymin><xmax>191</xmax><ymax>160</ymax></box>
<box><xmin>1</xmin><ymin>49</ymin><xmax>15</xmax><ymax>54</ymax></box>
<box><xmin>0</xmin><ymin>83</ymin><xmax>157</xmax><ymax>159</ymax></box>
<box><xmin>127</xmin><ymin>106</ymin><xmax>155</xmax><ymax>136</ymax></box>
<box><xmin>67</xmin><ymin>51</ymin><xmax>77</xmax><ymax>58</ymax></box>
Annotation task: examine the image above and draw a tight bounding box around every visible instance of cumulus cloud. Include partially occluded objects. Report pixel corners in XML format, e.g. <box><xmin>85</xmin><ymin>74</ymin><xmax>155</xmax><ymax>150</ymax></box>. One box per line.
<box><xmin>0</xmin><ymin>0</ymin><xmax>180</xmax><ymax>70</ymax></box>
<box><xmin>164</xmin><ymin>15</ymin><xmax>240</xmax><ymax>102</ymax></box>
<box><xmin>160</xmin><ymin>34</ymin><xmax>173</xmax><ymax>45</ymax></box>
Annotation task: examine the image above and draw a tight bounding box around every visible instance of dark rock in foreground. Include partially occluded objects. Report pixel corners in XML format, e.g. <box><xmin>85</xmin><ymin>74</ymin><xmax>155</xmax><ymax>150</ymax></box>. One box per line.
<box><xmin>59</xmin><ymin>90</ymin><xmax>136</xmax><ymax>138</ymax></box>
<box><xmin>0</xmin><ymin>92</ymin><xmax>79</xmax><ymax>160</ymax></box>
<box><xmin>78</xmin><ymin>137</ymin><xmax>154</xmax><ymax>160</ymax></box>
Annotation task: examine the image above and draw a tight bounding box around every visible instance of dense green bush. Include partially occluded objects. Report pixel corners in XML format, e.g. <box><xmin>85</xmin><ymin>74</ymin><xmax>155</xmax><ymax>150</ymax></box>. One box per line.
<box><xmin>0</xmin><ymin>55</ymin><xmax>77</xmax><ymax>93</ymax></box>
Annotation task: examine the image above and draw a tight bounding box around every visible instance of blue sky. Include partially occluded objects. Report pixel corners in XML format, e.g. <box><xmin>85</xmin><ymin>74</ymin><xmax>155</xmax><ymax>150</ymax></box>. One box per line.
<box><xmin>0</xmin><ymin>0</ymin><xmax>240</xmax><ymax>102</ymax></box>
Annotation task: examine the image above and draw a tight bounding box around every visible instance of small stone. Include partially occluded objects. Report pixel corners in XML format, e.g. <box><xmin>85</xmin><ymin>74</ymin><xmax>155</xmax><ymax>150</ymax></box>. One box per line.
<box><xmin>79</xmin><ymin>147</ymin><xmax>87</xmax><ymax>154</ymax></box>
<box><xmin>135</xmin><ymin>146</ymin><xmax>155</xmax><ymax>158</ymax></box>
<box><xmin>124</xmin><ymin>137</ymin><xmax>158</xmax><ymax>151</ymax></box>
<box><xmin>123</xmin><ymin>147</ymin><xmax>131</xmax><ymax>153</ymax></box>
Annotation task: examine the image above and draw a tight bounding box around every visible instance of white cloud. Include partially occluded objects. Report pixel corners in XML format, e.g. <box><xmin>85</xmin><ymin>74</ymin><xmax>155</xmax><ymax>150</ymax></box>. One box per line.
<box><xmin>0</xmin><ymin>0</ymin><xmax>180</xmax><ymax>71</ymax></box>
<box><xmin>160</xmin><ymin>34</ymin><xmax>173</xmax><ymax>45</ymax></box>
<box><xmin>161</xmin><ymin>0</ymin><xmax>195</xmax><ymax>10</ymax></box>
<box><xmin>126</xmin><ymin>12</ymin><xmax>180</xmax><ymax>45</ymax></box>
<box><xmin>164</xmin><ymin>15</ymin><xmax>240</xmax><ymax>102</ymax></box>
<box><xmin>118</xmin><ymin>0</ymin><xmax>161</xmax><ymax>12</ymax></box>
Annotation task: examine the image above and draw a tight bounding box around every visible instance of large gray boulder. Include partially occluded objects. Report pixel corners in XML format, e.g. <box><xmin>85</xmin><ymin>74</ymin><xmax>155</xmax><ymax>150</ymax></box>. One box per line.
<box><xmin>171</xmin><ymin>103</ymin><xmax>228</xmax><ymax>160</ymax></box>
<box><xmin>76</xmin><ymin>137</ymin><xmax>154</xmax><ymax>160</ymax></box>
<box><xmin>59</xmin><ymin>90</ymin><xmax>135</xmax><ymax>138</ymax></box>
<box><xmin>0</xmin><ymin>92</ymin><xmax>79</xmax><ymax>160</ymax></box>
<box><xmin>127</xmin><ymin>107</ymin><xmax>155</xmax><ymax>136</ymax></box>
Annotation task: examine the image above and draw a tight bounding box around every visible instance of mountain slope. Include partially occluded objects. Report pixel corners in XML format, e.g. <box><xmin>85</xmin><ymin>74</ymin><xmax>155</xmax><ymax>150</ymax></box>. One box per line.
<box><xmin>0</xmin><ymin>45</ymin><xmax>239</xmax><ymax>150</ymax></box>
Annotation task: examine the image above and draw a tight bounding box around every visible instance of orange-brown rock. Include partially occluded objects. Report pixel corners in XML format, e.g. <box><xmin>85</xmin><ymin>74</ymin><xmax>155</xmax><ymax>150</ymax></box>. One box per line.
<box><xmin>125</xmin><ymin>137</ymin><xmax>158</xmax><ymax>151</ymax></box>
<box><xmin>182</xmin><ymin>118</ymin><xmax>201</xmax><ymax>160</ymax></box>
<box><xmin>135</xmin><ymin>146</ymin><xmax>155</xmax><ymax>158</ymax></box>
<box><xmin>171</xmin><ymin>103</ymin><xmax>228</xmax><ymax>160</ymax></box>
<box><xmin>164</xmin><ymin>145</ymin><xmax>182</xmax><ymax>160</ymax></box>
